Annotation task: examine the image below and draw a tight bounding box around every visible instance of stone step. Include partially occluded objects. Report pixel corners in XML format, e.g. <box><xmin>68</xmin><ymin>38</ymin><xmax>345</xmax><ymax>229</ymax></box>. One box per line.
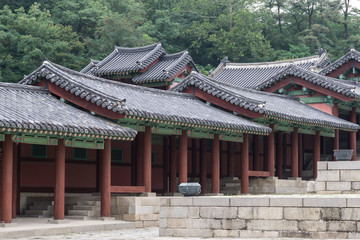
<box><xmin>29</xmin><ymin>205</ymin><xmax>54</xmax><ymax>210</ymax></box>
<box><xmin>68</xmin><ymin>210</ymin><xmax>100</xmax><ymax>217</ymax></box>
<box><xmin>65</xmin><ymin>215</ymin><xmax>100</xmax><ymax>220</ymax></box>
<box><xmin>72</xmin><ymin>205</ymin><xmax>100</xmax><ymax>211</ymax></box>
<box><xmin>76</xmin><ymin>200</ymin><xmax>101</xmax><ymax>206</ymax></box>
<box><xmin>24</xmin><ymin>209</ymin><xmax>52</xmax><ymax>216</ymax></box>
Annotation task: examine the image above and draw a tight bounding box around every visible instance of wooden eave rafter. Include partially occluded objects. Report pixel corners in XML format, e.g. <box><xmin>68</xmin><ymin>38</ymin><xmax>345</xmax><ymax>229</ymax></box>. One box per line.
<box><xmin>117</xmin><ymin>116</ymin><xmax>250</xmax><ymax>142</ymax></box>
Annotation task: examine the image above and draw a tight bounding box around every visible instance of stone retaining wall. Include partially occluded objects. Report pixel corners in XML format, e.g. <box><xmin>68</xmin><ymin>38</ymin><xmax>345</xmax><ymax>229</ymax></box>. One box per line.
<box><xmin>160</xmin><ymin>195</ymin><xmax>360</xmax><ymax>239</ymax></box>
<box><xmin>316</xmin><ymin>161</ymin><xmax>360</xmax><ymax>193</ymax></box>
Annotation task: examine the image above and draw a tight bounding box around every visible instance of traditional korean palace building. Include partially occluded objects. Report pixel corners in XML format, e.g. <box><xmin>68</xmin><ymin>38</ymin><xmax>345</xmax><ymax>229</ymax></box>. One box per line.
<box><xmin>0</xmin><ymin>44</ymin><xmax>359</xmax><ymax>223</ymax></box>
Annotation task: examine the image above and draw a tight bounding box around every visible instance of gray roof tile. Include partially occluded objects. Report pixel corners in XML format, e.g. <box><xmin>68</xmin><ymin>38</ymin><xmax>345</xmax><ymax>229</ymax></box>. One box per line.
<box><xmin>0</xmin><ymin>82</ymin><xmax>137</xmax><ymax>139</ymax></box>
<box><xmin>171</xmin><ymin>72</ymin><xmax>360</xmax><ymax>131</ymax></box>
<box><xmin>320</xmin><ymin>48</ymin><xmax>360</xmax><ymax>75</ymax></box>
<box><xmin>132</xmin><ymin>51</ymin><xmax>197</xmax><ymax>83</ymax></box>
<box><xmin>92</xmin><ymin>43</ymin><xmax>166</xmax><ymax>76</ymax></box>
<box><xmin>211</xmin><ymin>54</ymin><xmax>329</xmax><ymax>88</ymax></box>
<box><xmin>21</xmin><ymin>61</ymin><xmax>271</xmax><ymax>135</ymax></box>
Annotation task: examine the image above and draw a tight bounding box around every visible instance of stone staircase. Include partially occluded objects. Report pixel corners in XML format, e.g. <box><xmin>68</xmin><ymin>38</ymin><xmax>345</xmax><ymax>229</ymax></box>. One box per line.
<box><xmin>67</xmin><ymin>198</ymin><xmax>101</xmax><ymax>220</ymax></box>
<box><xmin>23</xmin><ymin>195</ymin><xmax>101</xmax><ymax>219</ymax></box>
<box><xmin>24</xmin><ymin>197</ymin><xmax>54</xmax><ymax>217</ymax></box>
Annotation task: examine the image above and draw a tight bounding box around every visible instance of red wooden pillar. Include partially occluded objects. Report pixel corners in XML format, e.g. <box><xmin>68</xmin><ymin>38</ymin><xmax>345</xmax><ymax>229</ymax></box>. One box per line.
<box><xmin>136</xmin><ymin>133</ymin><xmax>143</xmax><ymax>186</ymax></box>
<box><xmin>101</xmin><ymin>139</ymin><xmax>111</xmax><ymax>217</ymax></box>
<box><xmin>241</xmin><ymin>134</ymin><xmax>249</xmax><ymax>194</ymax></box>
<box><xmin>350</xmin><ymin>107</ymin><xmax>357</xmax><ymax>161</ymax></box>
<box><xmin>276</xmin><ymin>132</ymin><xmax>283</xmax><ymax>179</ymax></box>
<box><xmin>314</xmin><ymin>131</ymin><xmax>320</xmax><ymax>179</ymax></box>
<box><xmin>291</xmin><ymin>128</ymin><xmax>299</xmax><ymax>178</ymax></box>
<box><xmin>200</xmin><ymin>139</ymin><xmax>207</xmax><ymax>194</ymax></box>
<box><xmin>227</xmin><ymin>142</ymin><xmax>235</xmax><ymax>177</ymax></box>
<box><xmin>12</xmin><ymin>143</ymin><xmax>18</xmax><ymax>219</ymax></box>
<box><xmin>169</xmin><ymin>136</ymin><xmax>177</xmax><ymax>193</ymax></box>
<box><xmin>143</xmin><ymin>126</ymin><xmax>152</xmax><ymax>192</ymax></box>
<box><xmin>2</xmin><ymin>135</ymin><xmax>13</xmax><ymax>223</ymax></box>
<box><xmin>268</xmin><ymin>125</ymin><xmax>275</xmax><ymax>176</ymax></box>
<box><xmin>162</xmin><ymin>136</ymin><xmax>169</xmax><ymax>193</ymax></box>
<box><xmin>211</xmin><ymin>134</ymin><xmax>220</xmax><ymax>193</ymax></box>
<box><xmin>54</xmin><ymin>139</ymin><xmax>65</xmax><ymax>220</ymax></box>
<box><xmin>253</xmin><ymin>136</ymin><xmax>261</xmax><ymax>171</ymax></box>
<box><xmin>298</xmin><ymin>133</ymin><xmax>303</xmax><ymax>178</ymax></box>
<box><xmin>179</xmin><ymin>130</ymin><xmax>188</xmax><ymax>184</ymax></box>
<box><xmin>332</xmin><ymin>103</ymin><xmax>339</xmax><ymax>161</ymax></box>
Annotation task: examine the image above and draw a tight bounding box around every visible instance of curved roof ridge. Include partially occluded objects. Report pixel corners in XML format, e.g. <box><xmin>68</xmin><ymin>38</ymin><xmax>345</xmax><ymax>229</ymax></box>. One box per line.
<box><xmin>224</xmin><ymin>56</ymin><xmax>319</xmax><ymax>69</ymax></box>
<box><xmin>163</xmin><ymin>51</ymin><xmax>189</xmax><ymax>76</ymax></box>
<box><xmin>136</xmin><ymin>43</ymin><xmax>163</xmax><ymax>67</ymax></box>
<box><xmin>161</xmin><ymin>50</ymin><xmax>189</xmax><ymax>59</ymax></box>
<box><xmin>115</xmin><ymin>42</ymin><xmax>161</xmax><ymax>53</ymax></box>
<box><xmin>320</xmin><ymin>48</ymin><xmax>360</xmax><ymax>75</ymax></box>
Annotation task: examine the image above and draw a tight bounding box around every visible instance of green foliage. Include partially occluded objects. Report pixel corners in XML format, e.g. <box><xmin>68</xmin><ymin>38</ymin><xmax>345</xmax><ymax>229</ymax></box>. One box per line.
<box><xmin>2</xmin><ymin>0</ymin><xmax>360</xmax><ymax>83</ymax></box>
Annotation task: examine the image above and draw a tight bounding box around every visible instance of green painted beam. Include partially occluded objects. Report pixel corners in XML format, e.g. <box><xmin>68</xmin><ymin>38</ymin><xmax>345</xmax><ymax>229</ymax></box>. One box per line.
<box><xmin>338</xmin><ymin>104</ymin><xmax>352</xmax><ymax>111</ymax></box>
<box><xmin>187</xmin><ymin>130</ymin><xmax>214</xmax><ymax>139</ymax></box>
<box><xmin>141</xmin><ymin>81</ymin><xmax>168</xmax><ymax>87</ymax></box>
<box><xmin>219</xmin><ymin>134</ymin><xmax>243</xmax><ymax>142</ymax></box>
<box><xmin>299</xmin><ymin>128</ymin><xmax>315</xmax><ymax>135</ymax></box>
<box><xmin>320</xmin><ymin>131</ymin><xmax>335</xmax><ymax>138</ymax></box>
<box><xmin>64</xmin><ymin>139</ymin><xmax>104</xmax><ymax>149</ymax></box>
<box><xmin>274</xmin><ymin>125</ymin><xmax>294</xmax><ymax>133</ymax></box>
<box><xmin>11</xmin><ymin>134</ymin><xmax>58</xmax><ymax>145</ymax></box>
<box><xmin>0</xmin><ymin>134</ymin><xmax>4</xmax><ymax>141</ymax></box>
<box><xmin>299</xmin><ymin>96</ymin><xmax>331</xmax><ymax>104</ymax></box>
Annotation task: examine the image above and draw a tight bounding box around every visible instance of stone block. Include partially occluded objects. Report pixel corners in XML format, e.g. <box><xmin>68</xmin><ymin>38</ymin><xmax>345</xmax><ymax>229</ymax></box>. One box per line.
<box><xmin>143</xmin><ymin>220</ymin><xmax>158</xmax><ymax>227</ymax></box>
<box><xmin>160</xmin><ymin>197</ymin><xmax>170</xmax><ymax>206</ymax></box>
<box><xmin>316</xmin><ymin>170</ymin><xmax>339</xmax><ymax>181</ymax></box>
<box><xmin>328</xmin><ymin>221</ymin><xmax>356</xmax><ymax>232</ymax></box>
<box><xmin>160</xmin><ymin>207</ymin><xmax>187</xmax><ymax>219</ymax></box>
<box><xmin>238</xmin><ymin>207</ymin><xmax>254</xmax><ymax>219</ymax></box>
<box><xmin>159</xmin><ymin>228</ymin><xmax>173</xmax><ymax>237</ymax></box>
<box><xmin>213</xmin><ymin>230</ymin><xmax>239</xmax><ymax>237</ymax></box>
<box><xmin>328</xmin><ymin>160</ymin><xmax>360</xmax><ymax>170</ymax></box>
<box><xmin>270</xmin><ymin>197</ymin><xmax>303</xmax><ymax>207</ymax></box>
<box><xmin>178</xmin><ymin>182</ymin><xmax>201</xmax><ymax>196</ymax></box>
<box><xmin>193</xmin><ymin>197</ymin><xmax>229</xmax><ymax>206</ymax></box>
<box><xmin>311</xmin><ymin>232</ymin><xmax>348</xmax><ymax>239</ymax></box>
<box><xmin>253</xmin><ymin>207</ymin><xmax>283</xmax><ymax>220</ymax></box>
<box><xmin>159</xmin><ymin>218</ymin><xmax>167</xmax><ymax>228</ymax></box>
<box><xmin>298</xmin><ymin>220</ymin><xmax>326</xmax><ymax>232</ymax></box>
<box><xmin>240</xmin><ymin>230</ymin><xmax>279</xmax><ymax>238</ymax></box>
<box><xmin>230</xmin><ymin>197</ymin><xmax>269</xmax><ymax>207</ymax></box>
<box><xmin>349</xmin><ymin>233</ymin><xmax>360</xmax><ymax>239</ymax></box>
<box><xmin>317</xmin><ymin>161</ymin><xmax>328</xmax><ymax>170</ymax></box>
<box><xmin>284</xmin><ymin>208</ymin><xmax>320</xmax><ymax>220</ymax></box>
<box><xmin>139</xmin><ymin>214</ymin><xmax>159</xmax><ymax>221</ymax></box>
<box><xmin>141</xmin><ymin>197</ymin><xmax>160</xmax><ymax>206</ymax></box>
<box><xmin>135</xmin><ymin>221</ymin><xmax>143</xmax><ymax>228</ymax></box>
<box><xmin>187</xmin><ymin>207</ymin><xmax>200</xmax><ymax>218</ymax></box>
<box><xmin>326</xmin><ymin>182</ymin><xmax>351</xmax><ymax>191</ymax></box>
<box><xmin>123</xmin><ymin>214</ymin><xmax>139</xmax><ymax>221</ymax></box>
<box><xmin>172</xmin><ymin>228</ymin><xmax>213</xmax><ymax>238</ymax></box>
<box><xmin>307</xmin><ymin>181</ymin><xmax>316</xmax><ymax>193</ymax></box>
<box><xmin>280</xmin><ymin>231</ymin><xmax>312</xmax><ymax>238</ymax></box>
<box><xmin>190</xmin><ymin>219</ymin><xmax>222</xmax><ymax>229</ymax></box>
<box><xmin>200</xmin><ymin>207</ymin><xmax>237</xmax><ymax>219</ymax></box>
<box><xmin>167</xmin><ymin>219</ymin><xmax>191</xmax><ymax>228</ymax></box>
<box><xmin>340</xmin><ymin>170</ymin><xmax>360</xmax><ymax>181</ymax></box>
<box><xmin>170</xmin><ymin>197</ymin><xmax>193</xmax><ymax>206</ymax></box>
<box><xmin>247</xmin><ymin>220</ymin><xmax>298</xmax><ymax>231</ymax></box>
<box><xmin>320</xmin><ymin>208</ymin><xmax>341</xmax><ymax>220</ymax></box>
<box><xmin>129</xmin><ymin>206</ymin><xmax>158</xmax><ymax>215</ymax></box>
<box><xmin>221</xmin><ymin>219</ymin><xmax>246</xmax><ymax>230</ymax></box>
<box><xmin>315</xmin><ymin>181</ymin><xmax>326</xmax><ymax>192</ymax></box>
<box><xmin>352</xmin><ymin>182</ymin><xmax>360</xmax><ymax>190</ymax></box>
<box><xmin>303</xmin><ymin>197</ymin><xmax>346</xmax><ymax>207</ymax></box>
<box><xmin>347</xmin><ymin>198</ymin><xmax>360</xmax><ymax>207</ymax></box>
<box><xmin>342</xmin><ymin>208</ymin><xmax>360</xmax><ymax>220</ymax></box>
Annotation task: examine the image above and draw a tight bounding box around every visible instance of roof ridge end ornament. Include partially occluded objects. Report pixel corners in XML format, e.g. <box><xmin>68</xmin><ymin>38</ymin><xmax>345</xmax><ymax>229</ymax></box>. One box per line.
<box><xmin>220</xmin><ymin>56</ymin><xmax>229</xmax><ymax>66</ymax></box>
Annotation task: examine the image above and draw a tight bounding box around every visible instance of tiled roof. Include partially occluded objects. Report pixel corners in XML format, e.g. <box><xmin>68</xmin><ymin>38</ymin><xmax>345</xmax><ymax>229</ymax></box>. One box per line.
<box><xmin>171</xmin><ymin>72</ymin><xmax>360</xmax><ymax>131</ymax></box>
<box><xmin>211</xmin><ymin>54</ymin><xmax>329</xmax><ymax>89</ymax></box>
<box><xmin>0</xmin><ymin>82</ymin><xmax>137</xmax><ymax>139</ymax></box>
<box><xmin>92</xmin><ymin>43</ymin><xmax>166</xmax><ymax>76</ymax></box>
<box><xmin>132</xmin><ymin>51</ymin><xmax>197</xmax><ymax>84</ymax></box>
<box><xmin>320</xmin><ymin>49</ymin><xmax>360</xmax><ymax>75</ymax></box>
<box><xmin>255</xmin><ymin>64</ymin><xmax>359</xmax><ymax>99</ymax></box>
<box><xmin>80</xmin><ymin>59</ymin><xmax>99</xmax><ymax>76</ymax></box>
<box><xmin>20</xmin><ymin>61</ymin><xmax>271</xmax><ymax>135</ymax></box>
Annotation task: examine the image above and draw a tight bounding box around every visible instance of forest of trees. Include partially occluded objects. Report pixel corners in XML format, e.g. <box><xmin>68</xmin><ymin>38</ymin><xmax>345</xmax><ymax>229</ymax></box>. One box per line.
<box><xmin>1</xmin><ymin>0</ymin><xmax>360</xmax><ymax>82</ymax></box>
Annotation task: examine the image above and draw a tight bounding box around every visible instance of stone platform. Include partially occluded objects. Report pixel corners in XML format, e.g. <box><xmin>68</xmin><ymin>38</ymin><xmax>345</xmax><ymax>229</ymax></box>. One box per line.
<box><xmin>160</xmin><ymin>194</ymin><xmax>360</xmax><ymax>239</ymax></box>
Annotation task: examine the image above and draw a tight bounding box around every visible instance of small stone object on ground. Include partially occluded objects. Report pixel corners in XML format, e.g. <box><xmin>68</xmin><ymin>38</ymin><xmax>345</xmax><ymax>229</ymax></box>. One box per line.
<box><xmin>178</xmin><ymin>182</ymin><xmax>201</xmax><ymax>196</ymax></box>
<box><xmin>334</xmin><ymin>149</ymin><xmax>353</xmax><ymax>161</ymax></box>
